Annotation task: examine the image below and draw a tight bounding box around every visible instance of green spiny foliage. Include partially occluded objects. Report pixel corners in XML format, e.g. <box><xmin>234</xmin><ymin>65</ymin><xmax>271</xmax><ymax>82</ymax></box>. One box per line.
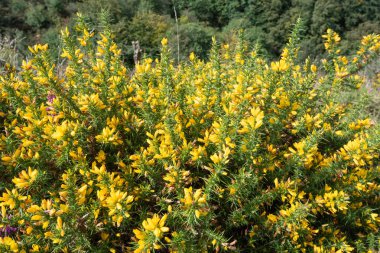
<box><xmin>0</xmin><ymin>14</ymin><xmax>379</xmax><ymax>252</ymax></box>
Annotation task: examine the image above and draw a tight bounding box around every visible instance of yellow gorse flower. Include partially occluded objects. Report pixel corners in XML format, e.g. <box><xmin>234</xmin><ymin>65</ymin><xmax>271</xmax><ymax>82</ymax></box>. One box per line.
<box><xmin>315</xmin><ymin>188</ymin><xmax>350</xmax><ymax>214</ymax></box>
<box><xmin>161</xmin><ymin>37</ymin><xmax>168</xmax><ymax>46</ymax></box>
<box><xmin>238</xmin><ymin>107</ymin><xmax>264</xmax><ymax>134</ymax></box>
<box><xmin>133</xmin><ymin>214</ymin><xmax>169</xmax><ymax>253</ymax></box>
<box><xmin>0</xmin><ymin>189</ymin><xmax>27</xmax><ymax>210</ymax></box>
<box><xmin>12</xmin><ymin>167</ymin><xmax>38</xmax><ymax>189</ymax></box>
<box><xmin>95</xmin><ymin>126</ymin><xmax>123</xmax><ymax>145</ymax></box>
<box><xmin>322</xmin><ymin>29</ymin><xmax>341</xmax><ymax>53</ymax></box>
<box><xmin>181</xmin><ymin>187</ymin><xmax>207</xmax><ymax>218</ymax></box>
<box><xmin>100</xmin><ymin>188</ymin><xmax>134</xmax><ymax>226</ymax></box>
<box><xmin>271</xmin><ymin>59</ymin><xmax>289</xmax><ymax>72</ymax></box>
<box><xmin>0</xmin><ymin>237</ymin><xmax>19</xmax><ymax>252</ymax></box>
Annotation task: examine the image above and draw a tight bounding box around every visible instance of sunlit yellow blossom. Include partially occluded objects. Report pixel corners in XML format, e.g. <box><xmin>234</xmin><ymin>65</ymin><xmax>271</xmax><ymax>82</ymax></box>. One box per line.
<box><xmin>322</xmin><ymin>29</ymin><xmax>341</xmax><ymax>52</ymax></box>
<box><xmin>271</xmin><ymin>59</ymin><xmax>289</xmax><ymax>71</ymax></box>
<box><xmin>133</xmin><ymin>214</ymin><xmax>169</xmax><ymax>253</ymax></box>
<box><xmin>102</xmin><ymin>188</ymin><xmax>133</xmax><ymax>226</ymax></box>
<box><xmin>95</xmin><ymin>150</ymin><xmax>106</xmax><ymax>163</ymax></box>
<box><xmin>0</xmin><ymin>237</ymin><xmax>18</xmax><ymax>252</ymax></box>
<box><xmin>316</xmin><ymin>189</ymin><xmax>350</xmax><ymax>214</ymax></box>
<box><xmin>28</xmin><ymin>44</ymin><xmax>48</xmax><ymax>54</ymax></box>
<box><xmin>180</xmin><ymin>187</ymin><xmax>207</xmax><ymax>218</ymax></box>
<box><xmin>161</xmin><ymin>37</ymin><xmax>168</xmax><ymax>46</ymax></box>
<box><xmin>267</xmin><ymin>214</ymin><xmax>278</xmax><ymax>223</ymax></box>
<box><xmin>95</xmin><ymin>127</ymin><xmax>123</xmax><ymax>145</ymax></box>
<box><xmin>51</xmin><ymin>121</ymin><xmax>68</xmax><ymax>141</ymax></box>
<box><xmin>238</xmin><ymin>107</ymin><xmax>264</xmax><ymax>133</ymax></box>
<box><xmin>12</xmin><ymin>167</ymin><xmax>38</xmax><ymax>189</ymax></box>
<box><xmin>0</xmin><ymin>189</ymin><xmax>27</xmax><ymax>209</ymax></box>
<box><xmin>190</xmin><ymin>145</ymin><xmax>207</xmax><ymax>161</ymax></box>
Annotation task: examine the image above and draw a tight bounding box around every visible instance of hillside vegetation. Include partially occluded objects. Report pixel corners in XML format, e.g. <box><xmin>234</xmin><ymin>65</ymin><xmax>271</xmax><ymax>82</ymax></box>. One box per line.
<box><xmin>0</xmin><ymin>14</ymin><xmax>379</xmax><ymax>252</ymax></box>
<box><xmin>0</xmin><ymin>0</ymin><xmax>379</xmax><ymax>65</ymax></box>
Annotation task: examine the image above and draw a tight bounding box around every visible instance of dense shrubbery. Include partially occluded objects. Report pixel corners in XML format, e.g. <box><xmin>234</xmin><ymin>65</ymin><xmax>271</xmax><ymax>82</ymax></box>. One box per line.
<box><xmin>0</xmin><ymin>15</ymin><xmax>379</xmax><ymax>252</ymax></box>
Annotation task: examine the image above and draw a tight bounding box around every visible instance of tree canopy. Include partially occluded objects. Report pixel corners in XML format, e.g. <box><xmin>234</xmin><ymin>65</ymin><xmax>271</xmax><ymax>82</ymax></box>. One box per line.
<box><xmin>0</xmin><ymin>0</ymin><xmax>379</xmax><ymax>65</ymax></box>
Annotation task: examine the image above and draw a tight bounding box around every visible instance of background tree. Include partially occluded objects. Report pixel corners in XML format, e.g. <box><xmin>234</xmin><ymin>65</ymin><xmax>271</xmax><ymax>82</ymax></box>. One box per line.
<box><xmin>0</xmin><ymin>0</ymin><xmax>379</xmax><ymax>66</ymax></box>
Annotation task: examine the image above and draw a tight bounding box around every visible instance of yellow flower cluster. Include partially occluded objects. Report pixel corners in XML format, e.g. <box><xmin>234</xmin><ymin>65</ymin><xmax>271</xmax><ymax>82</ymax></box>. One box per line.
<box><xmin>133</xmin><ymin>214</ymin><xmax>169</xmax><ymax>253</ymax></box>
<box><xmin>322</xmin><ymin>29</ymin><xmax>341</xmax><ymax>53</ymax></box>
<box><xmin>181</xmin><ymin>187</ymin><xmax>208</xmax><ymax>218</ymax></box>
<box><xmin>12</xmin><ymin>167</ymin><xmax>38</xmax><ymax>189</ymax></box>
<box><xmin>0</xmin><ymin>16</ymin><xmax>379</xmax><ymax>252</ymax></box>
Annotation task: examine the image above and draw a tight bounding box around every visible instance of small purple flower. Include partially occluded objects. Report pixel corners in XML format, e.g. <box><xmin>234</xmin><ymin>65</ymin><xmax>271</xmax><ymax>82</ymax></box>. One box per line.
<box><xmin>0</xmin><ymin>225</ymin><xmax>18</xmax><ymax>237</ymax></box>
<box><xmin>0</xmin><ymin>214</ymin><xmax>17</xmax><ymax>237</ymax></box>
<box><xmin>47</xmin><ymin>92</ymin><xmax>56</xmax><ymax>104</ymax></box>
<box><xmin>46</xmin><ymin>92</ymin><xmax>57</xmax><ymax>116</ymax></box>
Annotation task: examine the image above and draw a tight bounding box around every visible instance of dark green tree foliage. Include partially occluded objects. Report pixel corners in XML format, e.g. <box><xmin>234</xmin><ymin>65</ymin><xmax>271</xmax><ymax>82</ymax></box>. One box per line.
<box><xmin>75</xmin><ymin>0</ymin><xmax>140</xmax><ymax>22</ymax></box>
<box><xmin>138</xmin><ymin>0</ymin><xmax>172</xmax><ymax>15</ymax></box>
<box><xmin>0</xmin><ymin>0</ymin><xmax>74</xmax><ymax>61</ymax></box>
<box><xmin>177</xmin><ymin>0</ymin><xmax>248</xmax><ymax>27</ymax></box>
<box><xmin>0</xmin><ymin>0</ymin><xmax>379</xmax><ymax>65</ymax></box>
<box><xmin>168</xmin><ymin>21</ymin><xmax>214</xmax><ymax>62</ymax></box>
<box><xmin>121</xmin><ymin>12</ymin><xmax>172</xmax><ymax>65</ymax></box>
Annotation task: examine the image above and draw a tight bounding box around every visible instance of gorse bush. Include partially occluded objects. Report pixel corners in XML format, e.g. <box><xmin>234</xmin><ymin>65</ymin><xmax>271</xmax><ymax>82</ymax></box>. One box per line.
<box><xmin>0</xmin><ymin>14</ymin><xmax>380</xmax><ymax>252</ymax></box>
